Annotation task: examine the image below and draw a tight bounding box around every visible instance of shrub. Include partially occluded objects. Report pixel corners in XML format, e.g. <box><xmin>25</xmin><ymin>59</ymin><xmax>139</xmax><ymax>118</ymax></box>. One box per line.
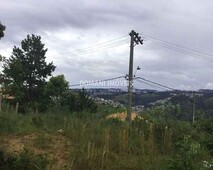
<box><xmin>0</xmin><ymin>148</ymin><xmax>50</xmax><ymax>170</ymax></box>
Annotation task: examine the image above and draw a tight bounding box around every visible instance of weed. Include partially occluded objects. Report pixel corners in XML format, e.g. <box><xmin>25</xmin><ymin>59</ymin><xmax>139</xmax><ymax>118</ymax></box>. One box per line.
<box><xmin>0</xmin><ymin>148</ymin><xmax>50</xmax><ymax>170</ymax></box>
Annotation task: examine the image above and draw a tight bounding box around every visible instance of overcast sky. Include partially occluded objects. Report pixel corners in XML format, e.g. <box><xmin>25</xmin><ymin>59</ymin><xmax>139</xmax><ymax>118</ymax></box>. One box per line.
<box><xmin>0</xmin><ymin>0</ymin><xmax>213</xmax><ymax>90</ymax></box>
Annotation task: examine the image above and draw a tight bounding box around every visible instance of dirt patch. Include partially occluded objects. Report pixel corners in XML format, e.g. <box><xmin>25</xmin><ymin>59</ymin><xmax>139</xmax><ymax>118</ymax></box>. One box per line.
<box><xmin>106</xmin><ymin>112</ymin><xmax>143</xmax><ymax>121</ymax></box>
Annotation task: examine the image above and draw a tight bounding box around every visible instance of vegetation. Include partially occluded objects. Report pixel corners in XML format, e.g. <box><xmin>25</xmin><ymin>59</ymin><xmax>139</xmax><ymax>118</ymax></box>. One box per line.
<box><xmin>0</xmin><ymin>22</ymin><xmax>6</xmax><ymax>39</ymax></box>
<box><xmin>1</xmin><ymin>34</ymin><xmax>96</xmax><ymax>114</ymax></box>
<box><xmin>97</xmin><ymin>90</ymin><xmax>213</xmax><ymax>119</ymax></box>
<box><xmin>45</xmin><ymin>74</ymin><xmax>69</xmax><ymax>105</ymax></box>
<box><xmin>2</xmin><ymin>34</ymin><xmax>55</xmax><ymax>112</ymax></box>
<box><xmin>0</xmin><ymin>148</ymin><xmax>49</xmax><ymax>170</ymax></box>
<box><xmin>0</xmin><ymin>105</ymin><xmax>212</xmax><ymax>169</ymax></box>
<box><xmin>0</xmin><ymin>34</ymin><xmax>212</xmax><ymax>169</ymax></box>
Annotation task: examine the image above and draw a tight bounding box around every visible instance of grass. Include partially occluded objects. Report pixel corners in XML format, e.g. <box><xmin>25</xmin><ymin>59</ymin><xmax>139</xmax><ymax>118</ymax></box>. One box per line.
<box><xmin>0</xmin><ymin>147</ymin><xmax>50</xmax><ymax>170</ymax></box>
<box><xmin>0</xmin><ymin>105</ymin><xmax>212</xmax><ymax>169</ymax></box>
<box><xmin>33</xmin><ymin>134</ymin><xmax>53</xmax><ymax>150</ymax></box>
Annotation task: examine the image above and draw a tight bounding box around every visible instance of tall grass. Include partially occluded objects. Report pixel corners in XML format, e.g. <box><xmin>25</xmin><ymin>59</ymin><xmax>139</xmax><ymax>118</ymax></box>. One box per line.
<box><xmin>0</xmin><ymin>106</ymin><xmax>212</xmax><ymax>169</ymax></box>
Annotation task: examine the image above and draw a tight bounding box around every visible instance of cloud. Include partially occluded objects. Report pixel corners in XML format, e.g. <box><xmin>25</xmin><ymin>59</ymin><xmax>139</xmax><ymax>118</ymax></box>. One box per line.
<box><xmin>205</xmin><ymin>83</ymin><xmax>213</xmax><ymax>89</ymax></box>
<box><xmin>0</xmin><ymin>0</ymin><xmax>213</xmax><ymax>90</ymax></box>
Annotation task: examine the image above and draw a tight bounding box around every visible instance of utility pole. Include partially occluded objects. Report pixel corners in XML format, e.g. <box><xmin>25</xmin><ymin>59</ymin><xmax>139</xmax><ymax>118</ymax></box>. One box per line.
<box><xmin>192</xmin><ymin>91</ymin><xmax>195</xmax><ymax>124</ymax></box>
<box><xmin>127</xmin><ymin>30</ymin><xmax>143</xmax><ymax>121</ymax></box>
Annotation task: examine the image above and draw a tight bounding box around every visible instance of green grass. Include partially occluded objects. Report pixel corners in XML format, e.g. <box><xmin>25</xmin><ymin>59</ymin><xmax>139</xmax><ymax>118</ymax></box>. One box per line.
<box><xmin>0</xmin><ymin>147</ymin><xmax>50</xmax><ymax>170</ymax></box>
<box><xmin>0</xmin><ymin>105</ymin><xmax>212</xmax><ymax>169</ymax></box>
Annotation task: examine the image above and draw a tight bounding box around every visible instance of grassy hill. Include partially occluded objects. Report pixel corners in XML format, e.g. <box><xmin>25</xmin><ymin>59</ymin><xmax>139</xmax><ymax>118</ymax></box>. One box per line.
<box><xmin>0</xmin><ymin>104</ymin><xmax>212</xmax><ymax>169</ymax></box>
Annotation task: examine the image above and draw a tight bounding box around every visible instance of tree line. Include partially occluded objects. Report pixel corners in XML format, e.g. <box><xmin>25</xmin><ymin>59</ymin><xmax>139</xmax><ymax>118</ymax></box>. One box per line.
<box><xmin>0</xmin><ymin>33</ymin><xmax>97</xmax><ymax>113</ymax></box>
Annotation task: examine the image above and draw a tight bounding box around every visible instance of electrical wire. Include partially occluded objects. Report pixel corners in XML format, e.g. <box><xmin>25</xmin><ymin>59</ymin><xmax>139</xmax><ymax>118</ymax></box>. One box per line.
<box><xmin>143</xmin><ymin>34</ymin><xmax>213</xmax><ymax>58</ymax></box>
<box><xmin>68</xmin><ymin>39</ymin><xmax>128</xmax><ymax>55</ymax></box>
<box><xmin>136</xmin><ymin>76</ymin><xmax>175</xmax><ymax>91</ymax></box>
<box><xmin>135</xmin><ymin>79</ymin><xmax>166</xmax><ymax>90</ymax></box>
<box><xmin>141</xmin><ymin>34</ymin><xmax>213</xmax><ymax>62</ymax></box>
<box><xmin>147</xmin><ymin>40</ymin><xmax>213</xmax><ymax>62</ymax></box>
<box><xmin>61</xmin><ymin>40</ymin><xmax>129</xmax><ymax>59</ymax></box>
<box><xmin>69</xmin><ymin>75</ymin><xmax>125</xmax><ymax>87</ymax></box>
<box><xmin>51</xmin><ymin>35</ymin><xmax>129</xmax><ymax>58</ymax></box>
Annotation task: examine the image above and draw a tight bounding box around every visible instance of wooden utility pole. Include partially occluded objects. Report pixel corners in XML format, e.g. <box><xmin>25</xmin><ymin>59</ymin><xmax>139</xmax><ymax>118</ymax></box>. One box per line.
<box><xmin>127</xmin><ymin>30</ymin><xmax>143</xmax><ymax>121</ymax></box>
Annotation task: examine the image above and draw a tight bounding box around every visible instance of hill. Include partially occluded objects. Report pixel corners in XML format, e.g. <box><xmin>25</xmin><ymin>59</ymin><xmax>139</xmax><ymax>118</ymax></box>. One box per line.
<box><xmin>73</xmin><ymin>88</ymin><xmax>213</xmax><ymax>119</ymax></box>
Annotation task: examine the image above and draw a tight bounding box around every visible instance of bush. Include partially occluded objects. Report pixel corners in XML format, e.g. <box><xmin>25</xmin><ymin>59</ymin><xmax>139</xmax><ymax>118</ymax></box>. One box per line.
<box><xmin>0</xmin><ymin>148</ymin><xmax>50</xmax><ymax>170</ymax></box>
<box><xmin>168</xmin><ymin>135</ymin><xmax>210</xmax><ymax>170</ymax></box>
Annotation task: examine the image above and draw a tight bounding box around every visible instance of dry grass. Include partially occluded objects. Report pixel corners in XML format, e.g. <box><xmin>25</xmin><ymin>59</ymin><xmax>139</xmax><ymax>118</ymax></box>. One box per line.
<box><xmin>106</xmin><ymin>111</ymin><xmax>143</xmax><ymax>121</ymax></box>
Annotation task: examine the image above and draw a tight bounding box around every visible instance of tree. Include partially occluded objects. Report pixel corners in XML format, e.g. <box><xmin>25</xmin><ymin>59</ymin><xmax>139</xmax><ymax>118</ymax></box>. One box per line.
<box><xmin>75</xmin><ymin>88</ymin><xmax>97</xmax><ymax>113</ymax></box>
<box><xmin>3</xmin><ymin>34</ymin><xmax>56</xmax><ymax>111</ymax></box>
<box><xmin>60</xmin><ymin>88</ymin><xmax>97</xmax><ymax>114</ymax></box>
<box><xmin>0</xmin><ymin>55</ymin><xmax>6</xmax><ymax>85</ymax></box>
<box><xmin>45</xmin><ymin>74</ymin><xmax>69</xmax><ymax>105</ymax></box>
<box><xmin>60</xmin><ymin>90</ymin><xmax>77</xmax><ymax>112</ymax></box>
<box><xmin>0</xmin><ymin>23</ymin><xmax>6</xmax><ymax>39</ymax></box>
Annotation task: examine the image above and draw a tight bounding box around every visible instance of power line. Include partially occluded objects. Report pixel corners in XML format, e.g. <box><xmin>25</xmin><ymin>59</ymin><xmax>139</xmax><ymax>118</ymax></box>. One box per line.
<box><xmin>136</xmin><ymin>76</ymin><xmax>175</xmax><ymax>91</ymax></box>
<box><xmin>50</xmin><ymin>35</ymin><xmax>128</xmax><ymax>58</ymax></box>
<box><xmin>62</xmin><ymin>40</ymin><xmax>129</xmax><ymax>59</ymax></box>
<box><xmin>147</xmin><ymin>40</ymin><xmax>213</xmax><ymax>62</ymax></box>
<box><xmin>67</xmin><ymin>39</ymin><xmax>128</xmax><ymax>55</ymax></box>
<box><xmin>143</xmin><ymin>34</ymin><xmax>213</xmax><ymax>58</ymax></box>
<box><xmin>142</xmin><ymin>34</ymin><xmax>213</xmax><ymax>62</ymax></box>
<box><xmin>69</xmin><ymin>75</ymin><xmax>125</xmax><ymax>87</ymax></box>
<box><xmin>73</xmin><ymin>40</ymin><xmax>128</xmax><ymax>56</ymax></box>
<box><xmin>135</xmin><ymin>79</ymin><xmax>167</xmax><ymax>90</ymax></box>
<box><xmin>41</xmin><ymin>32</ymin><xmax>213</xmax><ymax>63</ymax></box>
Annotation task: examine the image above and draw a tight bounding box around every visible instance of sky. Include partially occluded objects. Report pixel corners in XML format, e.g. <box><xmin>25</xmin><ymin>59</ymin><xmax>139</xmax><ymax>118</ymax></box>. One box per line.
<box><xmin>0</xmin><ymin>0</ymin><xmax>213</xmax><ymax>91</ymax></box>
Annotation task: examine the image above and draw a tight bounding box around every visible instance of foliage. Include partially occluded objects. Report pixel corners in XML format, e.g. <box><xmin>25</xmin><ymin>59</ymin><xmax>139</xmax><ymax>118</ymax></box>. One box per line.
<box><xmin>0</xmin><ymin>148</ymin><xmax>49</xmax><ymax>170</ymax></box>
<box><xmin>3</xmin><ymin>34</ymin><xmax>55</xmax><ymax>112</ymax></box>
<box><xmin>171</xmin><ymin>93</ymin><xmax>213</xmax><ymax>119</ymax></box>
<box><xmin>0</xmin><ymin>110</ymin><xmax>18</xmax><ymax>134</ymax></box>
<box><xmin>41</xmin><ymin>75</ymin><xmax>97</xmax><ymax>114</ymax></box>
<box><xmin>144</xmin><ymin>103</ymin><xmax>179</xmax><ymax>124</ymax></box>
<box><xmin>0</xmin><ymin>106</ymin><xmax>212</xmax><ymax>169</ymax></box>
<box><xmin>59</xmin><ymin>90</ymin><xmax>77</xmax><ymax>112</ymax></box>
<box><xmin>193</xmin><ymin>118</ymin><xmax>213</xmax><ymax>155</ymax></box>
<box><xmin>0</xmin><ymin>22</ymin><xmax>6</xmax><ymax>39</ymax></box>
<box><xmin>96</xmin><ymin>104</ymin><xmax>125</xmax><ymax>118</ymax></box>
<box><xmin>76</xmin><ymin>88</ymin><xmax>97</xmax><ymax>113</ymax></box>
<box><xmin>168</xmin><ymin>135</ymin><xmax>208</xmax><ymax>170</ymax></box>
<box><xmin>45</xmin><ymin>74</ymin><xmax>69</xmax><ymax>105</ymax></box>
<box><xmin>99</xmin><ymin>90</ymin><xmax>213</xmax><ymax>120</ymax></box>
<box><xmin>60</xmin><ymin>88</ymin><xmax>97</xmax><ymax>114</ymax></box>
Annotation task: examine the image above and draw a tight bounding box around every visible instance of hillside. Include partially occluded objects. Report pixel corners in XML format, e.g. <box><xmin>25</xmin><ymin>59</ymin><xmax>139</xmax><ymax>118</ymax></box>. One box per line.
<box><xmin>0</xmin><ymin>104</ymin><xmax>213</xmax><ymax>169</ymax></box>
<box><xmin>80</xmin><ymin>88</ymin><xmax>213</xmax><ymax>119</ymax></box>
